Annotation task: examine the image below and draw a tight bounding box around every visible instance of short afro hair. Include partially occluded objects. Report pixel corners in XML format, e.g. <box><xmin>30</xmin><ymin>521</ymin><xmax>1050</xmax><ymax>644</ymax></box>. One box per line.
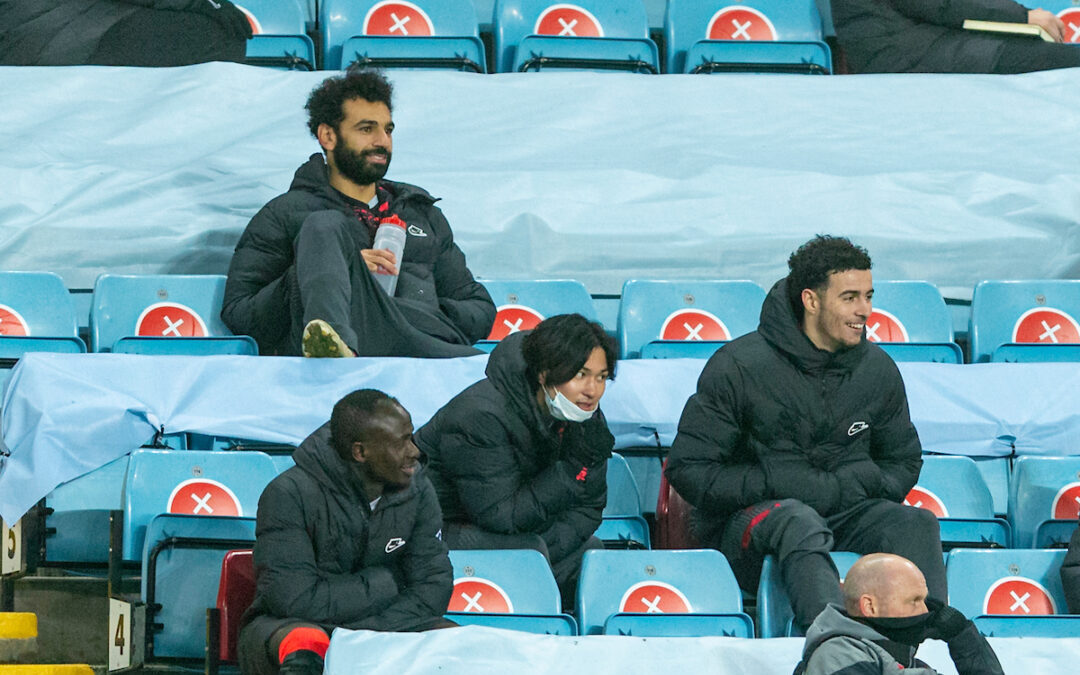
<box><xmin>521</xmin><ymin>313</ymin><xmax>617</xmax><ymax>392</ymax></box>
<box><xmin>305</xmin><ymin>69</ymin><xmax>393</xmax><ymax>139</ymax></box>
<box><xmin>329</xmin><ymin>388</ymin><xmax>403</xmax><ymax>462</ymax></box>
<box><xmin>786</xmin><ymin>235</ymin><xmax>872</xmax><ymax>322</ymax></box>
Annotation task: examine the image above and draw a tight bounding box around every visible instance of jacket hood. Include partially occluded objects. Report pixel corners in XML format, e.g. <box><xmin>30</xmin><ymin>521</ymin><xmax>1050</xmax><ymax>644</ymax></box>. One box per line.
<box><xmin>289</xmin><ymin>153</ymin><xmax>438</xmax><ymax>207</ymax></box>
<box><xmin>293</xmin><ymin>422</ymin><xmax>418</xmax><ymax>505</ymax></box>
<box><xmin>803</xmin><ymin>604</ymin><xmax>885</xmax><ymax>655</ymax></box>
<box><xmin>758</xmin><ymin>277</ymin><xmax>866</xmax><ymax>374</ymax></box>
<box><xmin>485</xmin><ymin>332</ymin><xmax>560</xmax><ymax>441</ymax></box>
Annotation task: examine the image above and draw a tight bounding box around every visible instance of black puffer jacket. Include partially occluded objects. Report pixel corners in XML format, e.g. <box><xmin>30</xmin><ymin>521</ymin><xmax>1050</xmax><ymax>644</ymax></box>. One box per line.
<box><xmin>414</xmin><ymin>332</ymin><xmax>613</xmax><ymax>563</ymax></box>
<box><xmin>241</xmin><ymin>423</ymin><xmax>452</xmax><ymax>650</ymax></box>
<box><xmin>831</xmin><ymin>0</ymin><xmax>1029</xmax><ymax>73</ymax></box>
<box><xmin>666</xmin><ymin>278</ymin><xmax>922</xmax><ymax>527</ymax></box>
<box><xmin>1063</xmin><ymin>525</ymin><xmax>1080</xmax><ymax>614</ymax></box>
<box><xmin>222</xmin><ymin>154</ymin><xmax>494</xmax><ymax>354</ymax></box>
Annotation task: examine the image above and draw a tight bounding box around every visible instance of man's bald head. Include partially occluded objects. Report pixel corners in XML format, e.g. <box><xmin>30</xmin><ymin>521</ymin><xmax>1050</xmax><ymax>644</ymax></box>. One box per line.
<box><xmin>843</xmin><ymin>553</ymin><xmax>929</xmax><ymax>618</ymax></box>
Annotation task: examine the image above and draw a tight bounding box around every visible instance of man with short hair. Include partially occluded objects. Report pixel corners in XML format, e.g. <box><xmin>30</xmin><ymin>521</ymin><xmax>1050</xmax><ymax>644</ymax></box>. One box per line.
<box><xmin>238</xmin><ymin>390</ymin><xmax>454</xmax><ymax>675</ymax></box>
<box><xmin>223</xmin><ymin>69</ymin><xmax>495</xmax><ymax>358</ymax></box>
<box><xmin>666</xmin><ymin>235</ymin><xmax>946</xmax><ymax>633</ymax></box>
<box><xmin>797</xmin><ymin>553</ymin><xmax>1003</xmax><ymax>674</ymax></box>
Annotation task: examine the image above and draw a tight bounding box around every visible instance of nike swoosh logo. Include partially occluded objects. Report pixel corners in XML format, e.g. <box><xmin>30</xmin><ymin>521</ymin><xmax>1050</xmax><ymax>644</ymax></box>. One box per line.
<box><xmin>848</xmin><ymin>422</ymin><xmax>869</xmax><ymax>436</ymax></box>
<box><xmin>385</xmin><ymin>537</ymin><xmax>406</xmax><ymax>553</ymax></box>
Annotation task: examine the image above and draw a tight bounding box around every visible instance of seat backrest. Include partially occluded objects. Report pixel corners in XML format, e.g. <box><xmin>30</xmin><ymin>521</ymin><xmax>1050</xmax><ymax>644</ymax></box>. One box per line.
<box><xmin>494</xmin><ymin>0</ymin><xmax>650</xmax><ymax>73</ymax></box>
<box><xmin>969</xmin><ymin>280</ymin><xmax>1080</xmax><ymax>363</ymax></box>
<box><xmin>121</xmin><ymin>449</ymin><xmax>279</xmax><ymax>561</ymax></box>
<box><xmin>617</xmin><ymin>279</ymin><xmax>765</xmax><ymax>359</ymax></box>
<box><xmin>233</xmin><ymin>0</ymin><xmax>308</xmax><ymax>35</ymax></box>
<box><xmin>576</xmin><ymin>548</ymin><xmax>742</xmax><ymax>635</ymax></box>
<box><xmin>447</xmin><ymin>548</ymin><xmax>562</xmax><ymax>614</ymax></box>
<box><xmin>1009</xmin><ymin>456</ymin><xmax>1080</xmax><ymax>548</ymax></box>
<box><xmin>664</xmin><ymin>0</ymin><xmax>826</xmax><ymax>73</ymax></box>
<box><xmin>217</xmin><ymin>549</ymin><xmax>256</xmax><ymax>663</ymax></box>
<box><xmin>946</xmin><ymin>549</ymin><xmax>1069</xmax><ymax>618</ymax></box>
<box><xmin>321</xmin><ymin>0</ymin><xmax>481</xmax><ymax>69</ymax></box>
<box><xmin>90</xmin><ymin>274</ymin><xmax>235</xmax><ymax>352</ymax></box>
<box><xmin>0</xmin><ymin>271</ymin><xmax>79</xmax><ymax>338</ymax></box>
<box><xmin>907</xmin><ymin>455</ymin><xmax>995</xmax><ymax>519</ymax></box>
<box><xmin>479</xmin><ymin>279</ymin><xmax>597</xmax><ymax>341</ymax></box>
<box><xmin>757</xmin><ymin>551</ymin><xmax>859</xmax><ymax>637</ymax></box>
<box><xmin>655</xmin><ymin>459</ymin><xmax>698</xmax><ymax>549</ymax></box>
<box><xmin>869</xmin><ymin>280</ymin><xmax>953</xmax><ymax>343</ymax></box>
<box><xmin>604</xmin><ymin>453</ymin><xmax>642</xmax><ymax>517</ymax></box>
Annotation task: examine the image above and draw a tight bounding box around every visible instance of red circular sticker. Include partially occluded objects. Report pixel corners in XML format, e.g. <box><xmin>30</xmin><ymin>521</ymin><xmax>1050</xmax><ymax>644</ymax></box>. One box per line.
<box><xmin>448</xmin><ymin>578</ymin><xmax>514</xmax><ymax>613</ymax></box>
<box><xmin>1058</xmin><ymin>8</ymin><xmax>1080</xmax><ymax>43</ymax></box>
<box><xmin>659</xmin><ymin>309</ymin><xmax>731</xmax><ymax>341</ymax></box>
<box><xmin>618</xmin><ymin>581</ymin><xmax>693</xmax><ymax>614</ymax></box>
<box><xmin>1011</xmin><ymin>307</ymin><xmax>1080</xmax><ymax>344</ymax></box>
<box><xmin>534</xmin><ymin>4</ymin><xmax>604</xmax><ymax>37</ymax></box>
<box><xmin>903</xmin><ymin>486</ymin><xmax>948</xmax><ymax>518</ymax></box>
<box><xmin>865</xmin><ymin>309</ymin><xmax>909</xmax><ymax>343</ymax></box>
<box><xmin>1052</xmin><ymin>482</ymin><xmax>1080</xmax><ymax>520</ymax></box>
<box><xmin>167</xmin><ymin>479</ymin><xmax>242</xmax><ymax>517</ymax></box>
<box><xmin>707</xmin><ymin>6</ymin><xmax>778</xmax><ymax>41</ymax></box>
<box><xmin>486</xmin><ymin>304</ymin><xmax>544</xmax><ymax>341</ymax></box>
<box><xmin>363</xmin><ymin>1</ymin><xmax>434</xmax><ymax>36</ymax></box>
<box><xmin>135</xmin><ymin>302</ymin><xmax>208</xmax><ymax>338</ymax></box>
<box><xmin>983</xmin><ymin>577</ymin><xmax>1056</xmax><ymax>615</ymax></box>
<box><xmin>0</xmin><ymin>304</ymin><xmax>30</xmax><ymax>336</ymax></box>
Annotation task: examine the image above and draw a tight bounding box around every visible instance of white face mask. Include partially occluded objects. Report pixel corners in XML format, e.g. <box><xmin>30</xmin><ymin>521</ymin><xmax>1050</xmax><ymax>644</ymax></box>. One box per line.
<box><xmin>544</xmin><ymin>386</ymin><xmax>595</xmax><ymax>423</ymax></box>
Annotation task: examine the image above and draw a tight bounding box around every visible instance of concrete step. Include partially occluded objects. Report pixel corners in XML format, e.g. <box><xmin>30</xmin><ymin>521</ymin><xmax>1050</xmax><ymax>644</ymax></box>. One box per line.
<box><xmin>0</xmin><ymin>613</ymin><xmax>38</xmax><ymax>662</ymax></box>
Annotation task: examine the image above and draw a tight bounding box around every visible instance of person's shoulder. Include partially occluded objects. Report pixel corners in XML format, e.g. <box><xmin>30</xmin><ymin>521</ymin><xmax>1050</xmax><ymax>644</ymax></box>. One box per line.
<box><xmin>858</xmin><ymin>341</ymin><xmax>905</xmax><ymax>379</ymax></box>
<box><xmin>383</xmin><ymin>180</ymin><xmax>438</xmax><ymax>205</ymax></box>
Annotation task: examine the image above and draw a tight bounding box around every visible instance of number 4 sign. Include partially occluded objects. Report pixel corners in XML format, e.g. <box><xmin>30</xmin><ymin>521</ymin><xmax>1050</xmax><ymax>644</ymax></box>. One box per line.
<box><xmin>109</xmin><ymin>599</ymin><xmax>144</xmax><ymax>670</ymax></box>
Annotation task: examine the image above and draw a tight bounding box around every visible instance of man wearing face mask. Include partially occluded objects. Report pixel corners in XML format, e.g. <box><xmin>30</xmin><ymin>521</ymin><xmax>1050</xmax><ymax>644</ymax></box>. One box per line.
<box><xmin>796</xmin><ymin>553</ymin><xmax>1003</xmax><ymax>675</ymax></box>
<box><xmin>414</xmin><ymin>313</ymin><xmax>616</xmax><ymax>606</ymax></box>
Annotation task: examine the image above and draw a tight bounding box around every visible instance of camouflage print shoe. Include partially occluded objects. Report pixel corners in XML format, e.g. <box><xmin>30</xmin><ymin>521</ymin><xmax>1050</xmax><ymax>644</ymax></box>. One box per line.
<box><xmin>301</xmin><ymin>319</ymin><xmax>355</xmax><ymax>358</ymax></box>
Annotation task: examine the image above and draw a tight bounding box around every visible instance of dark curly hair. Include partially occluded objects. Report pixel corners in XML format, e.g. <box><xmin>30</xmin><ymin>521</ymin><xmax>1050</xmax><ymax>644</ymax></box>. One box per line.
<box><xmin>305</xmin><ymin>69</ymin><xmax>393</xmax><ymax>138</ymax></box>
<box><xmin>786</xmin><ymin>235</ymin><xmax>872</xmax><ymax>322</ymax></box>
<box><xmin>521</xmin><ymin>313</ymin><xmax>617</xmax><ymax>392</ymax></box>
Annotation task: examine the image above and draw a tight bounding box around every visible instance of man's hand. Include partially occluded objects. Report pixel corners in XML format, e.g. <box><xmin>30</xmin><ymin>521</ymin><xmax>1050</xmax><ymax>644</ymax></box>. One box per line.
<box><xmin>922</xmin><ymin>598</ymin><xmax>974</xmax><ymax>643</ymax></box>
<box><xmin>361</xmin><ymin>249</ymin><xmax>398</xmax><ymax>275</ymax></box>
<box><xmin>1028</xmin><ymin>9</ymin><xmax>1065</xmax><ymax>42</ymax></box>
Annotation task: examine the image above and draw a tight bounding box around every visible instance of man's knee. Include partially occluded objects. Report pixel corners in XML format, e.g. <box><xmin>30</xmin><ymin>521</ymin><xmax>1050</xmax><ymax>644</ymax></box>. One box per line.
<box><xmin>296</xmin><ymin>211</ymin><xmax>354</xmax><ymax>247</ymax></box>
<box><xmin>724</xmin><ymin>499</ymin><xmax>833</xmax><ymax>555</ymax></box>
<box><xmin>890</xmin><ymin>503</ymin><xmax>941</xmax><ymax>540</ymax></box>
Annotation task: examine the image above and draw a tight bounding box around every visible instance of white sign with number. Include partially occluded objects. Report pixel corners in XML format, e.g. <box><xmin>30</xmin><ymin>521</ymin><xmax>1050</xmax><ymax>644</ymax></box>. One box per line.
<box><xmin>1</xmin><ymin>518</ymin><xmax>22</xmax><ymax>575</ymax></box>
<box><xmin>109</xmin><ymin>598</ymin><xmax>132</xmax><ymax>671</ymax></box>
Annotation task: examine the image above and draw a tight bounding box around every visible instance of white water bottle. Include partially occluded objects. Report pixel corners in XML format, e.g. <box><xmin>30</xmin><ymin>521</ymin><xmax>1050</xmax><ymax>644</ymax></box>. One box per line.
<box><xmin>371</xmin><ymin>215</ymin><xmax>406</xmax><ymax>297</ymax></box>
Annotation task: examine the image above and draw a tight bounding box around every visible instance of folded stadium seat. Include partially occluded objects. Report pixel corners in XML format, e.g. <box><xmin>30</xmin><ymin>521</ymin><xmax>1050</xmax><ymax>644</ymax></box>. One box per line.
<box><xmin>494</xmin><ymin>0</ymin><xmax>659</xmax><ymax>73</ymax></box>
<box><xmin>616</xmin><ymin>279</ymin><xmax>766</xmax><ymax>359</ymax></box>
<box><xmin>576</xmin><ymin>549</ymin><xmax>754</xmax><ymax>636</ymax></box>
<box><xmin>868</xmin><ymin>280</ymin><xmax>963</xmax><ymax>364</ymax></box>
<box><xmin>90</xmin><ymin>274</ymin><xmax>257</xmax><ymax>355</ymax></box>
<box><xmin>654</xmin><ymin>459</ymin><xmax>699</xmax><ymax>550</ymax></box>
<box><xmin>475</xmin><ymin>279</ymin><xmax>597</xmax><ymax>353</ymax></box>
<box><xmin>596</xmin><ymin>453</ymin><xmax>650</xmax><ymax>549</ymax></box>
<box><xmin>969</xmin><ymin>280</ymin><xmax>1080</xmax><ymax>363</ymax></box>
<box><xmin>946</xmin><ymin>548</ymin><xmax>1080</xmax><ymax>637</ymax></box>
<box><xmin>756</xmin><ymin>551</ymin><xmax>859</xmax><ymax>638</ymax></box>
<box><xmin>0</xmin><ymin>271</ymin><xmax>86</xmax><ymax>388</ymax></box>
<box><xmin>664</xmin><ymin>0</ymin><xmax>832</xmax><ymax>74</ymax></box>
<box><xmin>974</xmin><ymin>456</ymin><xmax>1011</xmax><ymax>518</ymax></box>
<box><xmin>445</xmin><ymin>549</ymin><xmax>578</xmax><ymax>634</ymax></box>
<box><xmin>233</xmin><ymin>0</ymin><xmax>316</xmax><ymax>70</ymax></box>
<box><xmin>904</xmin><ymin>455</ymin><xmax>1010</xmax><ymax>549</ymax></box>
<box><xmin>206</xmin><ymin>549</ymin><xmax>256</xmax><ymax>673</ymax></box>
<box><xmin>321</xmin><ymin>0</ymin><xmax>487</xmax><ymax>71</ymax></box>
<box><xmin>1009</xmin><ymin>456</ymin><xmax>1080</xmax><ymax>548</ymax></box>
<box><xmin>43</xmin><ymin>456</ymin><xmax>129</xmax><ymax>564</ymax></box>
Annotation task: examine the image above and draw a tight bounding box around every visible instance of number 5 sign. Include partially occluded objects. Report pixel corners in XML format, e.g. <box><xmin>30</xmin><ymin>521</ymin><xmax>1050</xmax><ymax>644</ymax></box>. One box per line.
<box><xmin>2</xmin><ymin>518</ymin><xmax>23</xmax><ymax>576</ymax></box>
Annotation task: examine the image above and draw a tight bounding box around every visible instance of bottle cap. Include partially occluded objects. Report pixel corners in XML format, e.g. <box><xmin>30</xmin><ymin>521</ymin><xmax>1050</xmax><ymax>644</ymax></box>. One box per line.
<box><xmin>379</xmin><ymin>214</ymin><xmax>407</xmax><ymax>229</ymax></box>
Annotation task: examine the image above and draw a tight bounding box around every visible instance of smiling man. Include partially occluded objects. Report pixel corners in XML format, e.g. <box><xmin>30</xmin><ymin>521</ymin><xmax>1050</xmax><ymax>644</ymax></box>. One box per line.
<box><xmin>223</xmin><ymin>69</ymin><xmax>494</xmax><ymax>358</ymax></box>
<box><xmin>666</xmin><ymin>235</ymin><xmax>945</xmax><ymax>634</ymax></box>
<box><xmin>239</xmin><ymin>389</ymin><xmax>454</xmax><ymax>675</ymax></box>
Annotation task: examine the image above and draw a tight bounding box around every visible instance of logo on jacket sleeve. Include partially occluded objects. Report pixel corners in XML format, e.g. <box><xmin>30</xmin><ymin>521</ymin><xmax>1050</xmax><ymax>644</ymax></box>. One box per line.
<box><xmin>847</xmin><ymin>421</ymin><xmax>869</xmax><ymax>436</ymax></box>
<box><xmin>407</xmin><ymin>224</ymin><xmax>427</xmax><ymax>237</ymax></box>
<box><xmin>385</xmin><ymin>537</ymin><xmax>406</xmax><ymax>553</ymax></box>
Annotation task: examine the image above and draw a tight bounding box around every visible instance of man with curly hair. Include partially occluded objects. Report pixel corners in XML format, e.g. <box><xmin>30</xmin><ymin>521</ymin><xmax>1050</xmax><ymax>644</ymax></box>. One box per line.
<box><xmin>666</xmin><ymin>235</ymin><xmax>945</xmax><ymax>634</ymax></box>
<box><xmin>223</xmin><ymin>69</ymin><xmax>495</xmax><ymax>358</ymax></box>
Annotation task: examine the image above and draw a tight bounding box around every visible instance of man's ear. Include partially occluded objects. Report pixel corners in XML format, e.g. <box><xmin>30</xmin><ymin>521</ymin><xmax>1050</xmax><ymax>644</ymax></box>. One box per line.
<box><xmin>859</xmin><ymin>594</ymin><xmax>876</xmax><ymax>618</ymax></box>
<box><xmin>350</xmin><ymin>440</ymin><xmax>365</xmax><ymax>463</ymax></box>
<box><xmin>801</xmin><ymin>288</ymin><xmax>819</xmax><ymax>317</ymax></box>
<box><xmin>317</xmin><ymin>123</ymin><xmax>338</xmax><ymax>153</ymax></box>
<box><xmin>537</xmin><ymin>371</ymin><xmax>548</xmax><ymax>388</ymax></box>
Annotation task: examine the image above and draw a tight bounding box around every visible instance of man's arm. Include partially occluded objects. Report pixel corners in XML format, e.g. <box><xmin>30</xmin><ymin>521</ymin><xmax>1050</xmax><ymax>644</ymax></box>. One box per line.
<box><xmin>804</xmin><ymin>637</ymin><xmax>939</xmax><ymax>675</ymax></box>
<box><xmin>540</xmin><ymin>425</ymin><xmax>610</xmax><ymax>562</ymax></box>
<box><xmin>886</xmin><ymin>0</ymin><xmax>1029</xmax><ymax>27</ymax></box>
<box><xmin>221</xmin><ymin>204</ymin><xmax>295</xmax><ymax>349</ymax></box>
<box><xmin>427</xmin><ymin>208</ymin><xmax>496</xmax><ymax>344</ymax></box>
<box><xmin>867</xmin><ymin>359</ymin><xmax>922</xmax><ymax>503</ymax></box>
<box><xmin>1061</xmin><ymin>526</ymin><xmax>1080</xmax><ymax>614</ymax></box>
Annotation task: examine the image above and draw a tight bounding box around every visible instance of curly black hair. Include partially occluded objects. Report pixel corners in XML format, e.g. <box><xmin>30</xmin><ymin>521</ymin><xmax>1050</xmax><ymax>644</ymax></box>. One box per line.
<box><xmin>786</xmin><ymin>235</ymin><xmax>872</xmax><ymax>322</ymax></box>
<box><xmin>305</xmin><ymin>69</ymin><xmax>393</xmax><ymax>138</ymax></box>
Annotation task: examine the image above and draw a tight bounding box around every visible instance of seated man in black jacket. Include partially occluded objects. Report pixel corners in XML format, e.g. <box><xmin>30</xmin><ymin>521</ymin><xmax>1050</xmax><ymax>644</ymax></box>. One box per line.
<box><xmin>666</xmin><ymin>235</ymin><xmax>946</xmax><ymax>634</ymax></box>
<box><xmin>831</xmin><ymin>0</ymin><xmax>1080</xmax><ymax>73</ymax></box>
<box><xmin>239</xmin><ymin>390</ymin><xmax>454</xmax><ymax>675</ymax></box>
<box><xmin>222</xmin><ymin>69</ymin><xmax>495</xmax><ymax>358</ymax></box>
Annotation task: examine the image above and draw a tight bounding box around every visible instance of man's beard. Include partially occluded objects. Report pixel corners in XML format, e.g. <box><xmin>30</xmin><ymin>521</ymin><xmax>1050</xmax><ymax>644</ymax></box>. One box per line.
<box><xmin>333</xmin><ymin>143</ymin><xmax>391</xmax><ymax>187</ymax></box>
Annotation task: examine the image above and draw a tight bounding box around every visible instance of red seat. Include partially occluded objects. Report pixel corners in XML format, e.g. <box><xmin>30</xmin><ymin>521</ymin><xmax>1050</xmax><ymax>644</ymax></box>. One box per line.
<box><xmin>655</xmin><ymin>460</ymin><xmax>700</xmax><ymax>549</ymax></box>
<box><xmin>216</xmin><ymin>549</ymin><xmax>256</xmax><ymax>663</ymax></box>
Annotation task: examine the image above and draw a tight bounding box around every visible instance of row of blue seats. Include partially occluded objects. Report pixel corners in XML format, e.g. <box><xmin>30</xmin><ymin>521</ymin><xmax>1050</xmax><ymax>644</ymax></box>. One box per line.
<box><xmin>4</xmin><ymin>272</ymin><xmax>1080</xmax><ymax>363</ymax></box>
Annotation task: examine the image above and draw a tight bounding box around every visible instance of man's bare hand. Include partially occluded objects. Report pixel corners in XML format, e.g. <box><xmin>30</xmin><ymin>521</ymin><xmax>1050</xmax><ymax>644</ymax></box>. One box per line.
<box><xmin>1028</xmin><ymin>8</ymin><xmax>1065</xmax><ymax>42</ymax></box>
<box><xmin>360</xmin><ymin>248</ymin><xmax>398</xmax><ymax>275</ymax></box>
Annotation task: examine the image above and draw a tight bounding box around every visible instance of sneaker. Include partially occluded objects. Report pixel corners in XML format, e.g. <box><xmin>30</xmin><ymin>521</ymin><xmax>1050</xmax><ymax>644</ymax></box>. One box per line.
<box><xmin>302</xmin><ymin>319</ymin><xmax>354</xmax><ymax>358</ymax></box>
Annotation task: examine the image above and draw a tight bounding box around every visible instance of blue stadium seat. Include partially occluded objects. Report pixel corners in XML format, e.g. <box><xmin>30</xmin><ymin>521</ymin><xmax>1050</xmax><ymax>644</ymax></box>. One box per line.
<box><xmin>445</xmin><ymin>549</ymin><xmax>577</xmax><ymax>634</ymax></box>
<box><xmin>598</xmin><ymin>453</ymin><xmax>650</xmax><ymax>549</ymax></box>
<box><xmin>616</xmin><ymin>279</ymin><xmax>765</xmax><ymax>359</ymax></box>
<box><xmin>1009</xmin><ymin>456</ymin><xmax>1080</xmax><ymax>548</ymax></box>
<box><xmin>0</xmin><ymin>272</ymin><xmax>86</xmax><ymax>384</ymax></box>
<box><xmin>870</xmin><ymin>281</ymin><xmax>963</xmax><ymax>364</ymax></box>
<box><xmin>664</xmin><ymin>0</ymin><xmax>831</xmax><ymax>74</ymax></box>
<box><xmin>757</xmin><ymin>551</ymin><xmax>859</xmax><ymax>638</ymax></box>
<box><xmin>90</xmin><ymin>274</ymin><xmax>257</xmax><ymax>355</ymax></box>
<box><xmin>906</xmin><ymin>455</ymin><xmax>1010</xmax><ymax>549</ymax></box>
<box><xmin>946</xmin><ymin>549</ymin><xmax>1077</xmax><ymax>633</ymax></box>
<box><xmin>494</xmin><ymin>0</ymin><xmax>659</xmax><ymax>73</ymax></box>
<box><xmin>321</xmin><ymin>0</ymin><xmax>486</xmax><ymax>71</ymax></box>
<box><xmin>969</xmin><ymin>280</ymin><xmax>1080</xmax><ymax>363</ymax></box>
<box><xmin>974</xmin><ymin>456</ymin><xmax>1011</xmax><ymax>518</ymax></box>
<box><xmin>43</xmin><ymin>455</ymin><xmax>129</xmax><ymax>564</ymax></box>
<box><xmin>476</xmin><ymin>279</ymin><xmax>597</xmax><ymax>352</ymax></box>
<box><xmin>576</xmin><ymin>549</ymin><xmax>754</xmax><ymax>636</ymax></box>
<box><xmin>234</xmin><ymin>0</ymin><xmax>316</xmax><ymax>70</ymax></box>
<box><xmin>974</xmin><ymin>615</ymin><xmax>1080</xmax><ymax>637</ymax></box>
